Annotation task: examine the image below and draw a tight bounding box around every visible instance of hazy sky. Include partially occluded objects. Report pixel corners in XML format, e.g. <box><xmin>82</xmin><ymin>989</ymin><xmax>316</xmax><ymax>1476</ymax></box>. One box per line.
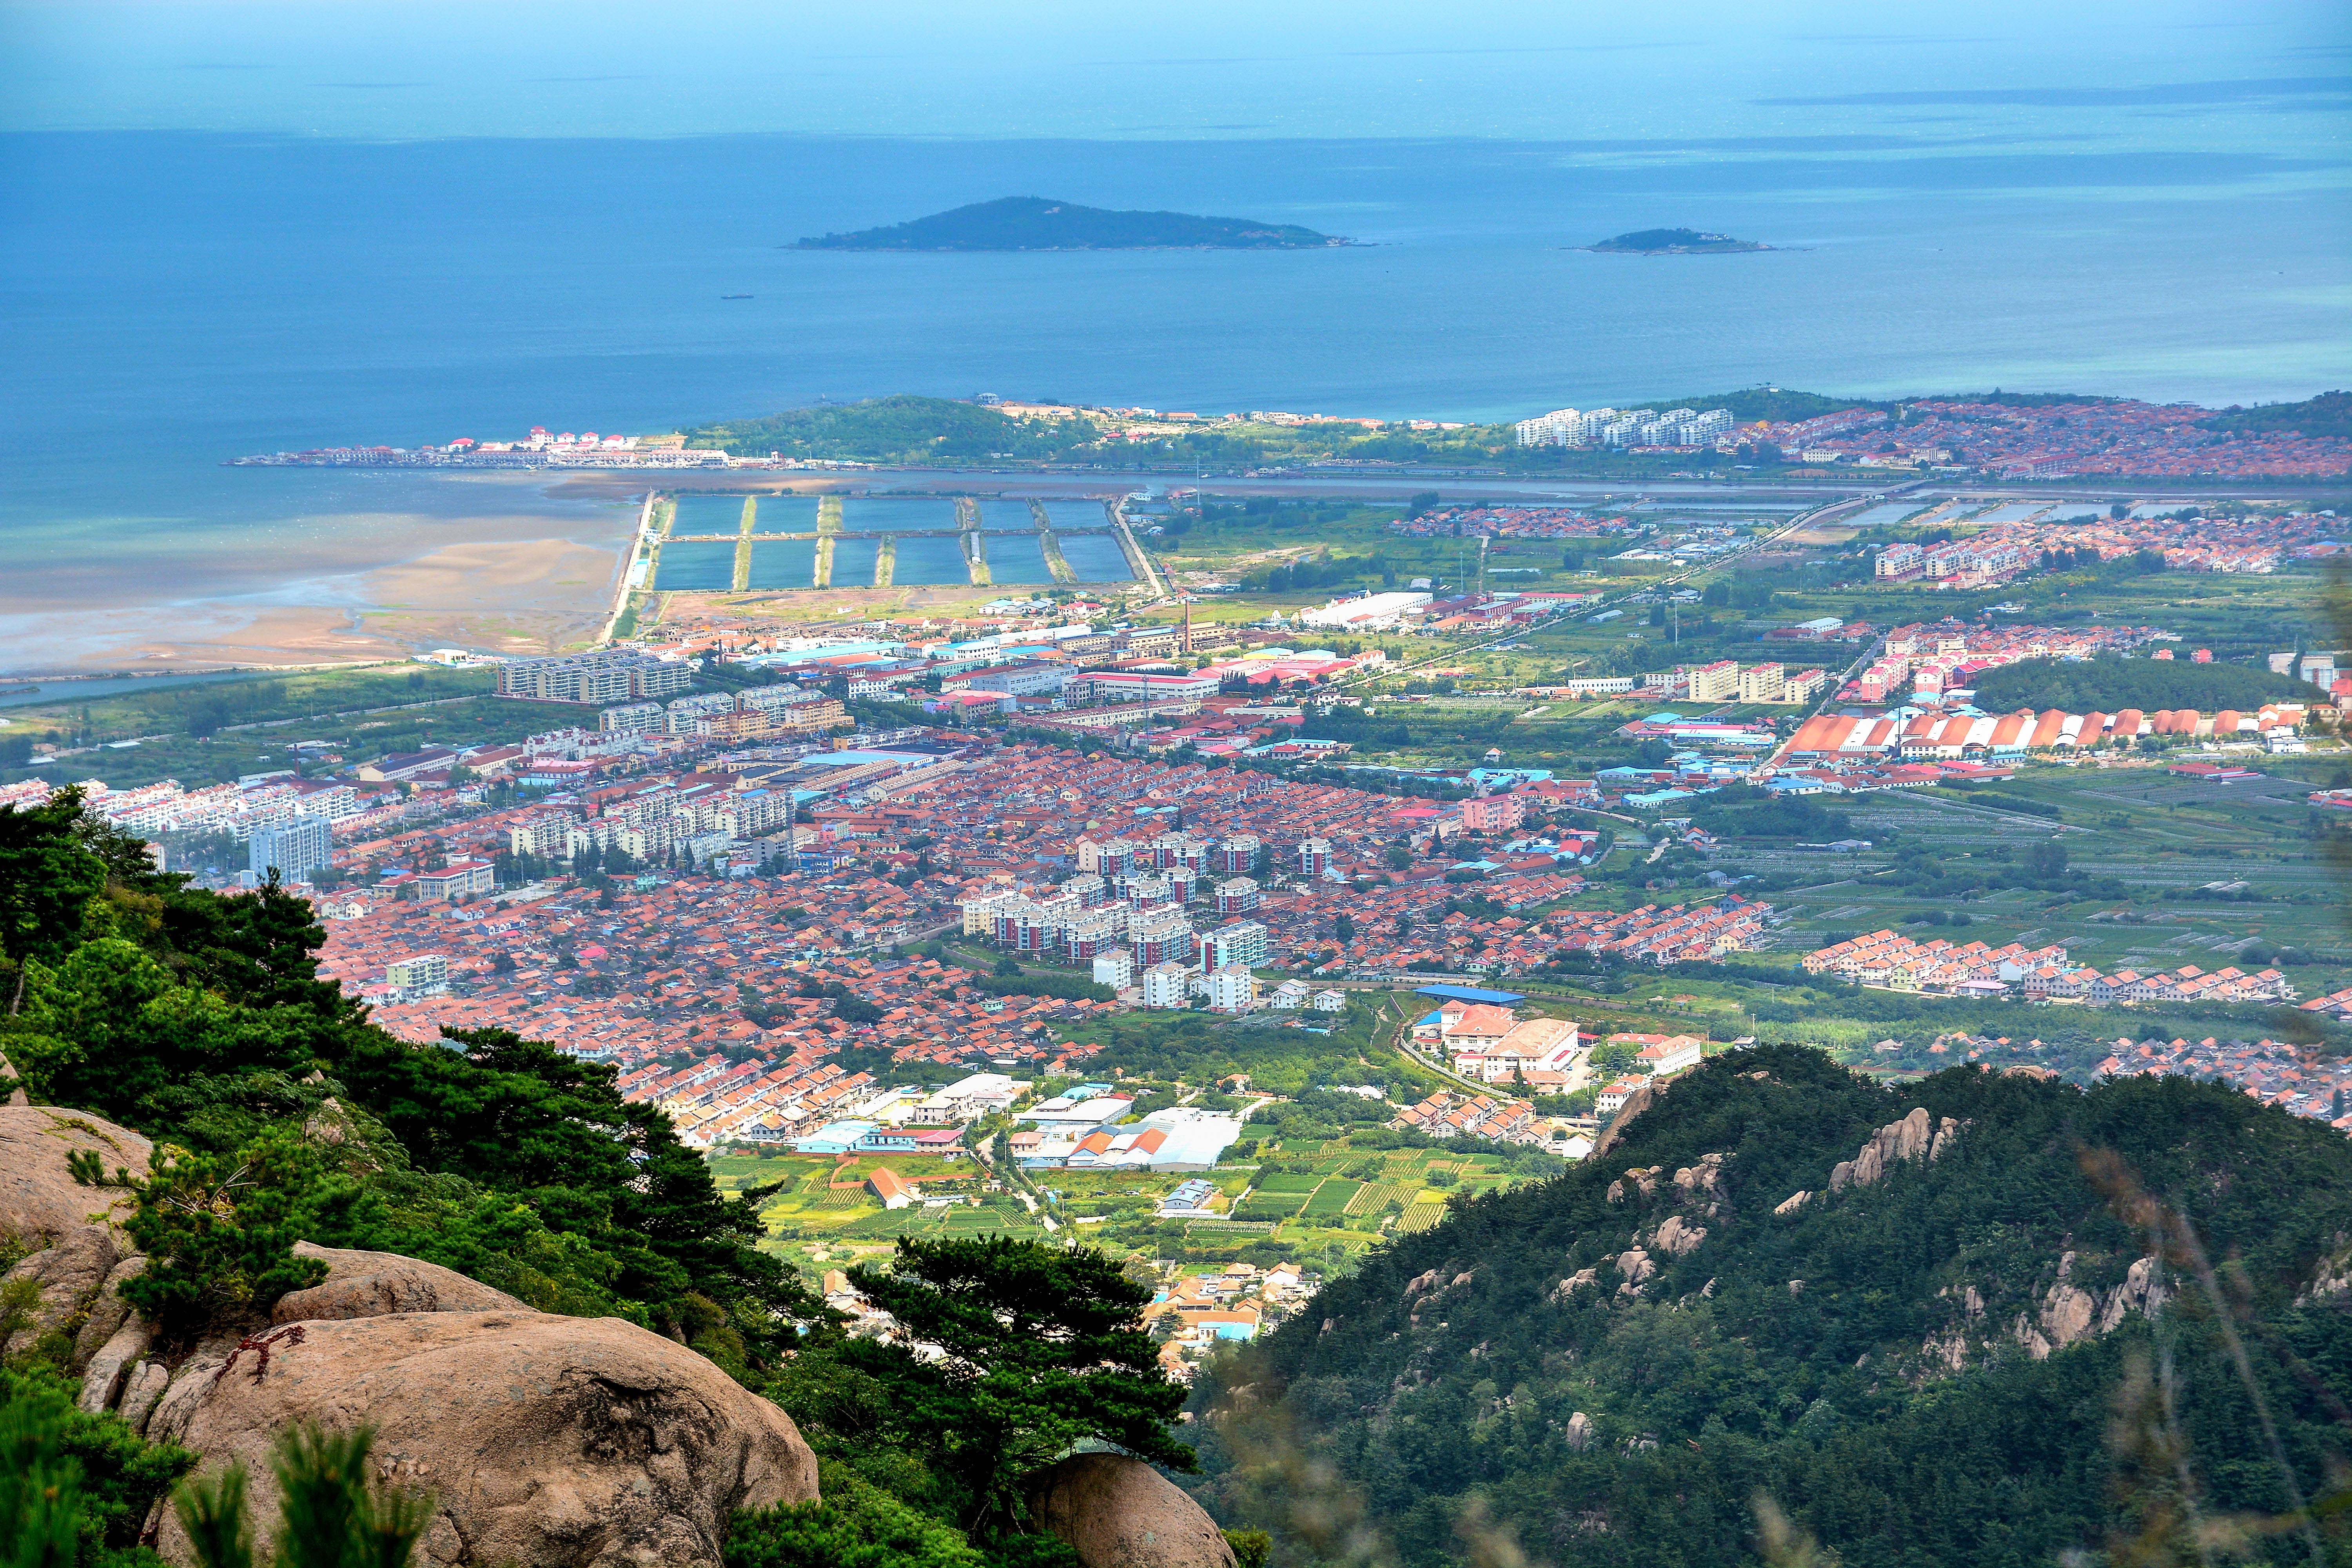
<box><xmin>3</xmin><ymin>0</ymin><xmax>2346</xmax><ymax>143</ymax></box>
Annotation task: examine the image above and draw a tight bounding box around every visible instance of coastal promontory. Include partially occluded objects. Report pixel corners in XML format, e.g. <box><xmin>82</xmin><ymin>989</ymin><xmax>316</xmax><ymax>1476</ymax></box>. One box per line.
<box><xmin>794</xmin><ymin>195</ymin><xmax>1346</xmax><ymax>251</ymax></box>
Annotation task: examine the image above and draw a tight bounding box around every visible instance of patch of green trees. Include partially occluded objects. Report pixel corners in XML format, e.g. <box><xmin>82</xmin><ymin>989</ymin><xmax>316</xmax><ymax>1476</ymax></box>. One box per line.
<box><xmin>1972</xmin><ymin>654</ymin><xmax>2308</xmax><ymax>715</ymax></box>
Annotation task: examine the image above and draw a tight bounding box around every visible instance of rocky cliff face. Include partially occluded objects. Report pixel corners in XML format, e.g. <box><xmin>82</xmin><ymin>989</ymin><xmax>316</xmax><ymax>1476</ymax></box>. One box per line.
<box><xmin>0</xmin><ymin>1104</ymin><xmax>818</xmax><ymax>1567</ymax></box>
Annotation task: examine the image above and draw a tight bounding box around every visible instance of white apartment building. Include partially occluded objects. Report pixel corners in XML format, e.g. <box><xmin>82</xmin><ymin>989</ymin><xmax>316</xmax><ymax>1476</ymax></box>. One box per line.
<box><xmin>384</xmin><ymin>952</ymin><xmax>449</xmax><ymax>995</ymax></box>
<box><xmin>600</xmin><ymin>702</ymin><xmax>665</xmax><ymax>736</ymax></box>
<box><xmin>737</xmin><ymin>683</ymin><xmax>827</xmax><ymax>717</ymax></box>
<box><xmin>960</xmin><ymin>889</ymin><xmax>1025</xmax><ymax>936</ymax></box>
<box><xmin>1738</xmin><ymin>663</ymin><xmax>1786</xmax><ymax>704</ymax></box>
<box><xmin>1142</xmin><ymin>961</ymin><xmax>1195</xmax><ymax>1009</ymax></box>
<box><xmin>498</xmin><ymin>650</ymin><xmax>691</xmax><ymax>704</ymax></box>
<box><xmin>1203</xmin><ymin>966</ymin><xmax>1259</xmax><ymax>1014</ymax></box>
<box><xmin>1202</xmin><ymin>920</ymin><xmax>1269</xmax><ymax>972</ymax></box>
<box><xmin>665</xmin><ymin>692</ymin><xmax>738</xmax><ymax>733</ymax></box>
<box><xmin>247</xmin><ymin>815</ymin><xmax>332</xmax><ymax>882</ymax></box>
<box><xmin>508</xmin><ymin>813</ymin><xmax>577</xmax><ymax>858</ymax></box>
<box><xmin>1093</xmin><ymin>951</ymin><xmax>1136</xmax><ymax>989</ymax></box>
<box><xmin>1514</xmin><ymin>407</ymin><xmax>1619</xmax><ymax>448</ymax></box>
<box><xmin>1686</xmin><ymin>660</ymin><xmax>1741</xmax><ymax>702</ymax></box>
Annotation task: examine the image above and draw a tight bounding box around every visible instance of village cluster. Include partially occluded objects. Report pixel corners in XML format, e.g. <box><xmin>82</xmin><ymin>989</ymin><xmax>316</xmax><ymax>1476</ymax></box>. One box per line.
<box><xmin>1802</xmin><ymin>931</ymin><xmax>2296</xmax><ymax>1007</ymax></box>
<box><xmin>1740</xmin><ymin>399</ymin><xmax>2352</xmax><ymax>479</ymax></box>
<box><xmin>1873</xmin><ymin>506</ymin><xmax>2338</xmax><ymax>589</ymax></box>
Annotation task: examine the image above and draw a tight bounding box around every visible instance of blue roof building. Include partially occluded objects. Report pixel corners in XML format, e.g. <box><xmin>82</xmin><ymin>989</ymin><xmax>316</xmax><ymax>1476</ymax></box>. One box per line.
<box><xmin>790</xmin><ymin>1119</ymin><xmax>875</xmax><ymax>1154</ymax></box>
<box><xmin>1414</xmin><ymin>984</ymin><xmax>1526</xmax><ymax>1006</ymax></box>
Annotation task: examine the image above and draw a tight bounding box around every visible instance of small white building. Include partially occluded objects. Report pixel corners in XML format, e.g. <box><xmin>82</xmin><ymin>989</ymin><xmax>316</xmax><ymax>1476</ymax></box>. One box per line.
<box><xmin>1595</xmin><ymin>1076</ymin><xmax>1648</xmax><ymax>1116</ymax></box>
<box><xmin>1093</xmin><ymin>951</ymin><xmax>1136</xmax><ymax>990</ymax></box>
<box><xmin>1311</xmin><ymin>989</ymin><xmax>1347</xmax><ymax>1013</ymax></box>
<box><xmin>1639</xmin><ymin>1037</ymin><xmax>1705</xmax><ymax>1076</ymax></box>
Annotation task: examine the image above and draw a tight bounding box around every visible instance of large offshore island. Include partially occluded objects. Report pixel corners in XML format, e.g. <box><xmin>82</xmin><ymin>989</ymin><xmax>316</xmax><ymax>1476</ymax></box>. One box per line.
<box><xmin>1583</xmin><ymin>227</ymin><xmax>1773</xmax><ymax>254</ymax></box>
<box><xmin>793</xmin><ymin>195</ymin><xmax>1349</xmax><ymax>251</ymax></box>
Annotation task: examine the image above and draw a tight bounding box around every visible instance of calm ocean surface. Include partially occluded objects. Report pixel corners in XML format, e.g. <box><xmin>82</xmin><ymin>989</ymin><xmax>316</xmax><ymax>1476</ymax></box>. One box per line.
<box><xmin>2</xmin><ymin>103</ymin><xmax>2346</xmax><ymax>658</ymax></box>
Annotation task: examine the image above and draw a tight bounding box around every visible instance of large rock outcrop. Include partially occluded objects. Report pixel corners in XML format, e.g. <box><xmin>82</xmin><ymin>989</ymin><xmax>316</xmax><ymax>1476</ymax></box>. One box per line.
<box><xmin>154</xmin><ymin>1309</ymin><xmax>818</xmax><ymax>1568</ymax></box>
<box><xmin>0</xmin><ymin>1103</ymin><xmax>820</xmax><ymax>1567</ymax></box>
<box><xmin>1026</xmin><ymin>1453</ymin><xmax>1236</xmax><ymax>1568</ymax></box>
<box><xmin>1817</xmin><ymin>1107</ymin><xmax>1962</xmax><ymax>1198</ymax></box>
<box><xmin>2011</xmin><ymin>1252</ymin><xmax>2171</xmax><ymax>1360</ymax></box>
<box><xmin>271</xmin><ymin>1241</ymin><xmax>526</xmax><ymax>1323</ymax></box>
<box><xmin>0</xmin><ymin>1103</ymin><xmax>149</xmax><ymax>1243</ymax></box>
<box><xmin>0</xmin><ymin>1105</ymin><xmax>150</xmax><ymax>1357</ymax></box>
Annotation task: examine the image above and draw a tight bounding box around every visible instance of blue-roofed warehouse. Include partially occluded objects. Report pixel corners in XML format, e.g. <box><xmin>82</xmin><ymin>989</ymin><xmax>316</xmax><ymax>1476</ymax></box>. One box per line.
<box><xmin>1414</xmin><ymin>984</ymin><xmax>1526</xmax><ymax>1006</ymax></box>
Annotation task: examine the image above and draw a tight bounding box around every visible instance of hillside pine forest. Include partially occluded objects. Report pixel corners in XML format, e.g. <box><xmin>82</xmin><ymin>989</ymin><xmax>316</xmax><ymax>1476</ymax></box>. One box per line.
<box><xmin>1189</xmin><ymin>1050</ymin><xmax>2352</xmax><ymax>1566</ymax></box>
<box><xmin>6</xmin><ymin>791</ymin><xmax>2352</xmax><ymax>1566</ymax></box>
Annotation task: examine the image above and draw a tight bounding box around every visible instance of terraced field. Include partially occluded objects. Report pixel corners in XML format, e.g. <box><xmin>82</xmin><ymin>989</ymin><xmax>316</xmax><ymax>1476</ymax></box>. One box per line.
<box><xmin>1347</xmin><ymin>1179</ymin><xmax>1418</xmax><ymax>1215</ymax></box>
<box><xmin>1302</xmin><ymin>1178</ymin><xmax>1364</xmax><ymax>1218</ymax></box>
<box><xmin>1398</xmin><ymin>1199</ymin><xmax>1451</xmax><ymax>1233</ymax></box>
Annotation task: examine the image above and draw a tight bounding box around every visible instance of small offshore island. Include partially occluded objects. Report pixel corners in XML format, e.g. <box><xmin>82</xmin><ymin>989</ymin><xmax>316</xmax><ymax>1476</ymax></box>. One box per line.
<box><xmin>794</xmin><ymin>194</ymin><xmax>1348</xmax><ymax>251</ymax></box>
<box><xmin>1584</xmin><ymin>227</ymin><xmax>1772</xmax><ymax>255</ymax></box>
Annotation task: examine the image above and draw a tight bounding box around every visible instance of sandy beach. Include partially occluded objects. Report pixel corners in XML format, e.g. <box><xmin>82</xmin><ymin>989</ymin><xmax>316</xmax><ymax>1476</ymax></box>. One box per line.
<box><xmin>0</xmin><ymin>473</ymin><xmax>636</xmax><ymax>675</ymax></box>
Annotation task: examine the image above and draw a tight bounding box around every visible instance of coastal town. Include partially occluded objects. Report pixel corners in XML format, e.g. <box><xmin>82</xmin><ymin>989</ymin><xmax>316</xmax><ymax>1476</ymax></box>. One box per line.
<box><xmin>9</xmin><ymin>413</ymin><xmax>2352</xmax><ymax>1373</ymax></box>
<box><xmin>226</xmin><ymin>387</ymin><xmax>2352</xmax><ymax>480</ymax></box>
<box><xmin>7</xmin><ymin>578</ymin><xmax>2347</xmax><ymax>1198</ymax></box>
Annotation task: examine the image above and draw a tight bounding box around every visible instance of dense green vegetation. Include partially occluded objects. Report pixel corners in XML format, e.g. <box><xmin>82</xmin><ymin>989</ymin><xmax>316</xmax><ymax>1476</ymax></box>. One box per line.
<box><xmin>1190</xmin><ymin>1045</ymin><xmax>2352</xmax><ymax>1566</ymax></box>
<box><xmin>796</xmin><ymin>196</ymin><xmax>1340</xmax><ymax>251</ymax></box>
<box><xmin>1689</xmin><ymin>786</ymin><xmax>1855</xmax><ymax>841</ymax></box>
<box><xmin>2202</xmin><ymin>390</ymin><xmax>2352</xmax><ymax>442</ymax></box>
<box><xmin>0</xmin><ymin>1364</ymin><xmax>193</xmax><ymax>1568</ymax></box>
<box><xmin>1971</xmin><ymin>654</ymin><xmax>2310</xmax><ymax>714</ymax></box>
<box><xmin>967</xmin><ymin>969</ymin><xmax>1116</xmax><ymax>1004</ymax></box>
<box><xmin>171</xmin><ymin>1424</ymin><xmax>434</xmax><ymax>1568</ymax></box>
<box><xmin>0</xmin><ymin>792</ymin><xmax>1196</xmax><ymax>1567</ymax></box>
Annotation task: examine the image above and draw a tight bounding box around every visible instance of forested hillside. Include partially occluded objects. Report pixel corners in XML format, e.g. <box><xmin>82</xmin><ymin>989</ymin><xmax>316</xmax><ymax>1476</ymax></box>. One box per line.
<box><xmin>2203</xmin><ymin>390</ymin><xmax>2352</xmax><ymax>442</ymax></box>
<box><xmin>1188</xmin><ymin>1046</ymin><xmax>2352</xmax><ymax>1566</ymax></box>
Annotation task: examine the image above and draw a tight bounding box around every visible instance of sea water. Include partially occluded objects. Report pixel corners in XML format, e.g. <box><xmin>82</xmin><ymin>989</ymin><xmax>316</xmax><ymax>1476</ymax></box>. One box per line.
<box><xmin>653</xmin><ymin>541</ymin><xmax>736</xmax><ymax>591</ymax></box>
<box><xmin>987</xmin><ymin>536</ymin><xmax>1055</xmax><ymax>584</ymax></box>
<box><xmin>1042</xmin><ymin>501</ymin><xmax>1114</xmax><ymax>530</ymax></box>
<box><xmin>748</xmin><ymin>539</ymin><xmax>819</xmax><ymax>590</ymax></box>
<box><xmin>671</xmin><ymin>493</ymin><xmax>755</xmax><ymax>534</ymax></box>
<box><xmin>1</xmin><ymin>100</ymin><xmax>2345</xmax><ymax>664</ymax></box>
